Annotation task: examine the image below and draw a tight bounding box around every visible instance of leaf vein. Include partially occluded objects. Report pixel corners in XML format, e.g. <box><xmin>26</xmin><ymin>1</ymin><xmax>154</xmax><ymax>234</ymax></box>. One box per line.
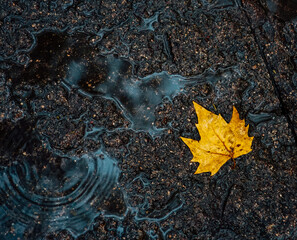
<box><xmin>211</xmin><ymin>126</ymin><xmax>232</xmax><ymax>157</ymax></box>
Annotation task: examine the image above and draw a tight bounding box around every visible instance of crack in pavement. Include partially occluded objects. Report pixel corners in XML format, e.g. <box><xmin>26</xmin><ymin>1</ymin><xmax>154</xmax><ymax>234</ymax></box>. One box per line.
<box><xmin>236</xmin><ymin>0</ymin><xmax>297</xmax><ymax>145</ymax></box>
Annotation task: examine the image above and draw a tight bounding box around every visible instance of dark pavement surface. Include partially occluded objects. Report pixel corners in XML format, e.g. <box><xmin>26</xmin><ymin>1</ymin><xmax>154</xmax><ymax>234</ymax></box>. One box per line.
<box><xmin>0</xmin><ymin>0</ymin><xmax>296</xmax><ymax>239</ymax></box>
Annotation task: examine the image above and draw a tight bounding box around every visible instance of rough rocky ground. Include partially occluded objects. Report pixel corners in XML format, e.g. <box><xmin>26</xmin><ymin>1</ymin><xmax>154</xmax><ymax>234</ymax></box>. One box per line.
<box><xmin>0</xmin><ymin>0</ymin><xmax>296</xmax><ymax>239</ymax></box>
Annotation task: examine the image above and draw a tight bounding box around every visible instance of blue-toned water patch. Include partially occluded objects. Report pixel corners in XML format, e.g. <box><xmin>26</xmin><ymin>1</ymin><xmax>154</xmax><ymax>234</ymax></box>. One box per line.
<box><xmin>0</xmin><ymin>151</ymin><xmax>120</xmax><ymax>239</ymax></box>
<box><xmin>62</xmin><ymin>54</ymin><xmax>226</xmax><ymax>134</ymax></box>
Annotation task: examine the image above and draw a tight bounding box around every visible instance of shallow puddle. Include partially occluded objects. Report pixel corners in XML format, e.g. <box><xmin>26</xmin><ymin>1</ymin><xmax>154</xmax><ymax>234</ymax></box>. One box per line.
<box><xmin>0</xmin><ymin>151</ymin><xmax>120</xmax><ymax>238</ymax></box>
<box><xmin>62</xmin><ymin>54</ymin><xmax>227</xmax><ymax>134</ymax></box>
<box><xmin>9</xmin><ymin>31</ymin><xmax>234</xmax><ymax>134</ymax></box>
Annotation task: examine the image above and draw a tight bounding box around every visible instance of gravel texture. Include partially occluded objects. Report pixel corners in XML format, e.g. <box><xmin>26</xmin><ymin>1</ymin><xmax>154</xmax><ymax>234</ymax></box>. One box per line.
<box><xmin>0</xmin><ymin>0</ymin><xmax>296</xmax><ymax>239</ymax></box>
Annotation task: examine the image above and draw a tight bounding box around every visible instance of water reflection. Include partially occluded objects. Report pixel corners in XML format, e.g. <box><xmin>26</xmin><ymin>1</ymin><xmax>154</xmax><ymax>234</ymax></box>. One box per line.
<box><xmin>8</xmin><ymin>32</ymin><xmax>227</xmax><ymax>134</ymax></box>
<box><xmin>94</xmin><ymin>69</ymin><xmax>198</xmax><ymax>131</ymax></box>
<box><xmin>63</xmin><ymin>55</ymin><xmax>222</xmax><ymax>133</ymax></box>
<box><xmin>0</xmin><ymin>151</ymin><xmax>120</xmax><ymax>239</ymax></box>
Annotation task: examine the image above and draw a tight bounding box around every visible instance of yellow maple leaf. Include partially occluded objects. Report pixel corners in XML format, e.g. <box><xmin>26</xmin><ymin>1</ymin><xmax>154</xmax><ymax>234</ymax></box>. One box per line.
<box><xmin>181</xmin><ymin>102</ymin><xmax>254</xmax><ymax>176</ymax></box>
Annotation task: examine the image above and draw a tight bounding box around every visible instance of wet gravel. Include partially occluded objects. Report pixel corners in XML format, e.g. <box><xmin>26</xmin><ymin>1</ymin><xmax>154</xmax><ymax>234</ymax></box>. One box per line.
<box><xmin>0</xmin><ymin>0</ymin><xmax>296</xmax><ymax>239</ymax></box>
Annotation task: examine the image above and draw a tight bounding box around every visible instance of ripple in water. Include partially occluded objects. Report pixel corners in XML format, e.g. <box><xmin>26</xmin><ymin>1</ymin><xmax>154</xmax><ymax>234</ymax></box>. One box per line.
<box><xmin>0</xmin><ymin>151</ymin><xmax>120</xmax><ymax>239</ymax></box>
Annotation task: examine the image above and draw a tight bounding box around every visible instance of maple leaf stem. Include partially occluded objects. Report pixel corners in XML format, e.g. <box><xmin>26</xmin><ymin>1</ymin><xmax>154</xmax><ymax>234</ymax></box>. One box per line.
<box><xmin>232</xmin><ymin>158</ymin><xmax>236</xmax><ymax>169</ymax></box>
